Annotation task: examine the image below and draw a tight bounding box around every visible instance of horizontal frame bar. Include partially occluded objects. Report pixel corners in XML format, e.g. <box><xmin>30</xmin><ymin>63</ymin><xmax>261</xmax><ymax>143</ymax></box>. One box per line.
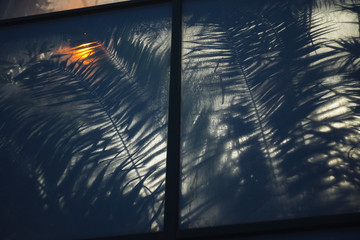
<box><xmin>79</xmin><ymin>212</ymin><xmax>360</xmax><ymax>240</ymax></box>
<box><xmin>178</xmin><ymin>212</ymin><xmax>360</xmax><ymax>239</ymax></box>
<box><xmin>83</xmin><ymin>232</ymin><xmax>163</xmax><ymax>240</ymax></box>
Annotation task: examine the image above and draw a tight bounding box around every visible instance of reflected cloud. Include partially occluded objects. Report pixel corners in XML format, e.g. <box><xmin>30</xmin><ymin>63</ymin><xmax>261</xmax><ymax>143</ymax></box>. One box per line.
<box><xmin>0</xmin><ymin>0</ymin><xmax>129</xmax><ymax>19</ymax></box>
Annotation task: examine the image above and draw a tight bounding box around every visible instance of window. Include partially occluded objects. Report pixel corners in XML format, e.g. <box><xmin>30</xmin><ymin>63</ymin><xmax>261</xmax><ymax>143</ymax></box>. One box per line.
<box><xmin>0</xmin><ymin>2</ymin><xmax>170</xmax><ymax>239</ymax></box>
<box><xmin>0</xmin><ymin>0</ymin><xmax>359</xmax><ymax>240</ymax></box>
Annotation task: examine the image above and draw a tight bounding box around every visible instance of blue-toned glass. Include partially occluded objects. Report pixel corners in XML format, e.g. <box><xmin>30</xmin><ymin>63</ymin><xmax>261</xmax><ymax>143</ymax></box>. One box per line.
<box><xmin>180</xmin><ymin>0</ymin><xmax>360</xmax><ymax>228</ymax></box>
<box><xmin>0</xmin><ymin>4</ymin><xmax>170</xmax><ymax>240</ymax></box>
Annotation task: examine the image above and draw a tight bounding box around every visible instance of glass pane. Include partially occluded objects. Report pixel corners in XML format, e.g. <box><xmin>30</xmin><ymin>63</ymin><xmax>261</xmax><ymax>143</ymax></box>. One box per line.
<box><xmin>181</xmin><ymin>0</ymin><xmax>360</xmax><ymax>228</ymax></box>
<box><xmin>0</xmin><ymin>0</ymin><xmax>129</xmax><ymax>20</ymax></box>
<box><xmin>0</xmin><ymin>3</ymin><xmax>170</xmax><ymax>240</ymax></box>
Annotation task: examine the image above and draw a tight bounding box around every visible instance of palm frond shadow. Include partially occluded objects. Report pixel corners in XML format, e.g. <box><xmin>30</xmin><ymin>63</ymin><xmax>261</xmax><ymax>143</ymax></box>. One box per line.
<box><xmin>181</xmin><ymin>0</ymin><xmax>360</xmax><ymax>227</ymax></box>
<box><xmin>0</xmin><ymin>14</ymin><xmax>170</xmax><ymax>239</ymax></box>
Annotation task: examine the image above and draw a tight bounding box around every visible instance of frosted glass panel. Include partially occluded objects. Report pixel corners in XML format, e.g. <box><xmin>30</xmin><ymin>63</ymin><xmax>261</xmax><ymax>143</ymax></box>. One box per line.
<box><xmin>0</xmin><ymin>0</ymin><xmax>129</xmax><ymax>19</ymax></box>
<box><xmin>0</xmin><ymin>4</ymin><xmax>170</xmax><ymax>240</ymax></box>
<box><xmin>181</xmin><ymin>0</ymin><xmax>360</xmax><ymax>228</ymax></box>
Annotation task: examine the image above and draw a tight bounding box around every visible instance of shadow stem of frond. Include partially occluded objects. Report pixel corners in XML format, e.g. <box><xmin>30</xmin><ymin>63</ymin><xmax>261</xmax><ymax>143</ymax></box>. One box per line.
<box><xmin>224</xmin><ymin>28</ymin><xmax>281</xmax><ymax>195</ymax></box>
<box><xmin>58</xmin><ymin>63</ymin><xmax>142</xmax><ymax>178</ymax></box>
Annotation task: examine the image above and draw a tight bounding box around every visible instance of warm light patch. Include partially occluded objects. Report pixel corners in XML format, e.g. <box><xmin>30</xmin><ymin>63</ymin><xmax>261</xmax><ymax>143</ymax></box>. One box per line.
<box><xmin>56</xmin><ymin>41</ymin><xmax>103</xmax><ymax>65</ymax></box>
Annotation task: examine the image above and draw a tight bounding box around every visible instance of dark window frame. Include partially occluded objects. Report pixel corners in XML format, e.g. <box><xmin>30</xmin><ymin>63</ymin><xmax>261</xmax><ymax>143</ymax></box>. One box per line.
<box><xmin>0</xmin><ymin>0</ymin><xmax>359</xmax><ymax>239</ymax></box>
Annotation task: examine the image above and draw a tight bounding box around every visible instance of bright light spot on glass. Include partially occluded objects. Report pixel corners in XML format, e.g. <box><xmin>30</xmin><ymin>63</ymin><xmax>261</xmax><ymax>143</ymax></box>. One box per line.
<box><xmin>339</xmin><ymin>180</ymin><xmax>353</xmax><ymax>188</ymax></box>
<box><xmin>56</xmin><ymin>41</ymin><xmax>103</xmax><ymax>65</ymax></box>
<box><xmin>311</xmin><ymin>97</ymin><xmax>350</xmax><ymax>121</ymax></box>
<box><xmin>231</xmin><ymin>150</ymin><xmax>239</xmax><ymax>159</ymax></box>
<box><xmin>328</xmin><ymin>158</ymin><xmax>344</xmax><ymax>167</ymax></box>
<box><xmin>323</xmin><ymin>175</ymin><xmax>336</xmax><ymax>183</ymax></box>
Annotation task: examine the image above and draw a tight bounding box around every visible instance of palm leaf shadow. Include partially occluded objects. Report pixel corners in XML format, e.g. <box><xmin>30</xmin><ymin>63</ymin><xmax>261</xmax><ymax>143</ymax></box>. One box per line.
<box><xmin>0</xmin><ymin>13</ymin><xmax>170</xmax><ymax>239</ymax></box>
<box><xmin>180</xmin><ymin>0</ymin><xmax>360</xmax><ymax>227</ymax></box>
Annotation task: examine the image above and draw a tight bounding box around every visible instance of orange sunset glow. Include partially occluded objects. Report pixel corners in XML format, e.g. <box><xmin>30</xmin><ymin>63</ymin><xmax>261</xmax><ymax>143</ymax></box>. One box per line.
<box><xmin>56</xmin><ymin>41</ymin><xmax>103</xmax><ymax>65</ymax></box>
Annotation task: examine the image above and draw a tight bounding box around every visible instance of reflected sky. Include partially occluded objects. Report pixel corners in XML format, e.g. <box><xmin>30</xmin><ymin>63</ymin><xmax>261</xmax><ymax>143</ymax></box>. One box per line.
<box><xmin>0</xmin><ymin>0</ymin><xmax>129</xmax><ymax>19</ymax></box>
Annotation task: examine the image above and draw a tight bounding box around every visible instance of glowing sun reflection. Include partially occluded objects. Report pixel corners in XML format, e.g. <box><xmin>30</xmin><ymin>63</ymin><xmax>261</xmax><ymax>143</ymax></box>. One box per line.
<box><xmin>56</xmin><ymin>41</ymin><xmax>103</xmax><ymax>65</ymax></box>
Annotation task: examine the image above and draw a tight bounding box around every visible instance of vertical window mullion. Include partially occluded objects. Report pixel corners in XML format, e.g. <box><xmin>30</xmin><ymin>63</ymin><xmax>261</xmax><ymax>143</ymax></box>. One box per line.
<box><xmin>164</xmin><ymin>0</ymin><xmax>182</xmax><ymax>240</ymax></box>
